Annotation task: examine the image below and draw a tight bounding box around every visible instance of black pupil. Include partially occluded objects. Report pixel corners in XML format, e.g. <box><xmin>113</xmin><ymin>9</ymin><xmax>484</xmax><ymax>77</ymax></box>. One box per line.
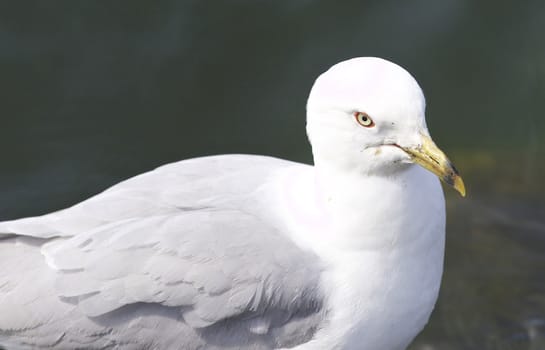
<box><xmin>361</xmin><ymin>116</ymin><xmax>368</xmax><ymax>122</ymax></box>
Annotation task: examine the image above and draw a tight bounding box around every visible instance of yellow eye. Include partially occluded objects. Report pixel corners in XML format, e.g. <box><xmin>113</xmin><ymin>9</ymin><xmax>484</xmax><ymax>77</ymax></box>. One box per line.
<box><xmin>355</xmin><ymin>112</ymin><xmax>375</xmax><ymax>128</ymax></box>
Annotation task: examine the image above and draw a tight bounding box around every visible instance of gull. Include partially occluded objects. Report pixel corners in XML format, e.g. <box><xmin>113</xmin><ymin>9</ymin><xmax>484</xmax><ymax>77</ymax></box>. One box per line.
<box><xmin>0</xmin><ymin>57</ymin><xmax>465</xmax><ymax>350</ymax></box>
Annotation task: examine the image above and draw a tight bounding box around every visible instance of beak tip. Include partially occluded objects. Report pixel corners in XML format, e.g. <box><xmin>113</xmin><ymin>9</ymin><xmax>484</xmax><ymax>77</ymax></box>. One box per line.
<box><xmin>454</xmin><ymin>176</ymin><xmax>466</xmax><ymax>197</ymax></box>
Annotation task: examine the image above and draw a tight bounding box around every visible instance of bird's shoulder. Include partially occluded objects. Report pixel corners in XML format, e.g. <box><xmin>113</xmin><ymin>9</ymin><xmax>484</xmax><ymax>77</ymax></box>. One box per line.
<box><xmin>0</xmin><ymin>154</ymin><xmax>303</xmax><ymax>238</ymax></box>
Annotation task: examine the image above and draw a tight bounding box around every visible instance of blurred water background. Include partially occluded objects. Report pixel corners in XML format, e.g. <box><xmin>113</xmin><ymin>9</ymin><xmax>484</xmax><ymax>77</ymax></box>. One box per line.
<box><xmin>0</xmin><ymin>1</ymin><xmax>544</xmax><ymax>349</ymax></box>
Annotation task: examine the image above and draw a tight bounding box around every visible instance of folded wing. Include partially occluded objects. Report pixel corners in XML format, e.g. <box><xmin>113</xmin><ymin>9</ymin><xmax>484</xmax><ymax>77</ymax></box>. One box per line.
<box><xmin>0</xmin><ymin>155</ymin><xmax>325</xmax><ymax>349</ymax></box>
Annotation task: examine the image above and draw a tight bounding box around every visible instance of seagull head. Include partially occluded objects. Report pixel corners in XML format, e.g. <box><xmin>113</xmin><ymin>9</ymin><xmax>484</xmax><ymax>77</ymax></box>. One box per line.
<box><xmin>306</xmin><ymin>57</ymin><xmax>465</xmax><ymax>196</ymax></box>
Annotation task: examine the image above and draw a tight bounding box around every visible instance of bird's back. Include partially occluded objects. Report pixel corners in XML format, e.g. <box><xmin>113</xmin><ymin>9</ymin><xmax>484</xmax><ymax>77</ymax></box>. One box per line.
<box><xmin>0</xmin><ymin>155</ymin><xmax>326</xmax><ymax>350</ymax></box>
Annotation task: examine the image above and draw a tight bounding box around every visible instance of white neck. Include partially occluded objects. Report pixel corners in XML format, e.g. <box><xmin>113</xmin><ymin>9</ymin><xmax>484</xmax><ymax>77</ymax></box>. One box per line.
<box><xmin>271</xmin><ymin>161</ymin><xmax>446</xmax><ymax>350</ymax></box>
<box><xmin>282</xmin><ymin>159</ymin><xmax>443</xmax><ymax>253</ymax></box>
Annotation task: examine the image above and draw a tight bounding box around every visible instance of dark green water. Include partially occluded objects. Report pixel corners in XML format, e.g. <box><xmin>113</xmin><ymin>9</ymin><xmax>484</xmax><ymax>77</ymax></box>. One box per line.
<box><xmin>0</xmin><ymin>1</ymin><xmax>544</xmax><ymax>349</ymax></box>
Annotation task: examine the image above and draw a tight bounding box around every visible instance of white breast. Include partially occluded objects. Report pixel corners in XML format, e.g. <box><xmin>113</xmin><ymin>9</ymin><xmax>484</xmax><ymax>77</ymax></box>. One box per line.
<box><xmin>273</xmin><ymin>164</ymin><xmax>446</xmax><ymax>350</ymax></box>
<box><xmin>318</xmin><ymin>229</ymin><xmax>444</xmax><ymax>350</ymax></box>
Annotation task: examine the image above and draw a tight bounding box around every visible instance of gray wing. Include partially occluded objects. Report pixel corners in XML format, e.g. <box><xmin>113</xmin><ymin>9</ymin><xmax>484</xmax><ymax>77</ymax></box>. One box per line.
<box><xmin>0</xmin><ymin>155</ymin><xmax>291</xmax><ymax>239</ymax></box>
<box><xmin>0</xmin><ymin>155</ymin><xmax>326</xmax><ymax>349</ymax></box>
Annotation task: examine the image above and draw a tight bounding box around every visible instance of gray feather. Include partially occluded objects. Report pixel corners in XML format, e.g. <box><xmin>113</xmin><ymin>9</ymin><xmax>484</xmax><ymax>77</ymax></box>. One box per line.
<box><xmin>0</xmin><ymin>155</ymin><xmax>327</xmax><ymax>349</ymax></box>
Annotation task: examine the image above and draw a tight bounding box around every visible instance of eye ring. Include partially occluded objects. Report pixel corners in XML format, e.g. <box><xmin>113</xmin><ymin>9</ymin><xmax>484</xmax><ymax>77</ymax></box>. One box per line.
<box><xmin>354</xmin><ymin>112</ymin><xmax>375</xmax><ymax>128</ymax></box>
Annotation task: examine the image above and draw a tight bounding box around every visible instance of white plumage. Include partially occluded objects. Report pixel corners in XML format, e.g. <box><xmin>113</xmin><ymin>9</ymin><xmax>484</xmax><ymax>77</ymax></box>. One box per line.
<box><xmin>0</xmin><ymin>57</ymin><xmax>463</xmax><ymax>350</ymax></box>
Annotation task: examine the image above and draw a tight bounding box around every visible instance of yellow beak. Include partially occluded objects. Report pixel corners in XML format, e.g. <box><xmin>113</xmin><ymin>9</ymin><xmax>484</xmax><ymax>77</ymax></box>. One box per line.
<box><xmin>399</xmin><ymin>134</ymin><xmax>466</xmax><ymax>197</ymax></box>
